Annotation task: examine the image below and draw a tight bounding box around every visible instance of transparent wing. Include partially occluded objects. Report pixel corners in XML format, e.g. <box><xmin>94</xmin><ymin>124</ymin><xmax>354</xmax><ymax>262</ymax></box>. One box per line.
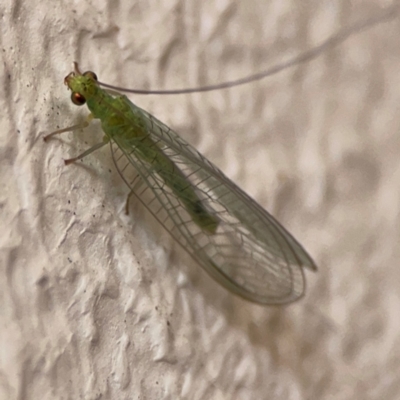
<box><xmin>110</xmin><ymin>98</ymin><xmax>317</xmax><ymax>305</ymax></box>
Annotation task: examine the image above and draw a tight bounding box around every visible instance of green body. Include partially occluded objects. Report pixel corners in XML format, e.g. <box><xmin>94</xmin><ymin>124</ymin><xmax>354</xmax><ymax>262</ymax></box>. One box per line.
<box><xmin>54</xmin><ymin>66</ymin><xmax>318</xmax><ymax>305</ymax></box>
<box><xmin>67</xmin><ymin>73</ymin><xmax>218</xmax><ymax>234</ymax></box>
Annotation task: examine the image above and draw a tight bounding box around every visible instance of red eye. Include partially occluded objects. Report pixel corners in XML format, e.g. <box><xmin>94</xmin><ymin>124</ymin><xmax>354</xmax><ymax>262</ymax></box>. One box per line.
<box><xmin>83</xmin><ymin>71</ymin><xmax>98</xmax><ymax>81</ymax></box>
<box><xmin>71</xmin><ymin>92</ymin><xmax>86</xmax><ymax>106</ymax></box>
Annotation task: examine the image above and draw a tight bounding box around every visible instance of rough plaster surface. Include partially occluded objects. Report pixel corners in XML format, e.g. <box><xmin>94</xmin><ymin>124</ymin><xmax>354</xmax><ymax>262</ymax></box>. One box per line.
<box><xmin>1</xmin><ymin>0</ymin><xmax>400</xmax><ymax>399</ymax></box>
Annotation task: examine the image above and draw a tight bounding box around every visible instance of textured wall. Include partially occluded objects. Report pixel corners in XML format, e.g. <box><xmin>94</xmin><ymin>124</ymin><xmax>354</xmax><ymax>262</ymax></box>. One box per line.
<box><xmin>1</xmin><ymin>0</ymin><xmax>400</xmax><ymax>399</ymax></box>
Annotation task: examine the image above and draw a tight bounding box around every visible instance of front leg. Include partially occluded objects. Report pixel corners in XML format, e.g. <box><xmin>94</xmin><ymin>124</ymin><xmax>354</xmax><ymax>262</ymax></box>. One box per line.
<box><xmin>44</xmin><ymin>113</ymin><xmax>108</xmax><ymax>165</ymax></box>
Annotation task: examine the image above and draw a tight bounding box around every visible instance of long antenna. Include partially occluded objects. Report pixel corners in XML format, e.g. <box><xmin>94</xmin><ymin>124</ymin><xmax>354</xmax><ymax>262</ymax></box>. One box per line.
<box><xmin>98</xmin><ymin>4</ymin><xmax>398</xmax><ymax>95</ymax></box>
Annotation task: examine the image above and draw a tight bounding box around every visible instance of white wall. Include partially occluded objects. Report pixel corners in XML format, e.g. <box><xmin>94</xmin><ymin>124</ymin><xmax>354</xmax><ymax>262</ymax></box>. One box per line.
<box><xmin>1</xmin><ymin>0</ymin><xmax>400</xmax><ymax>399</ymax></box>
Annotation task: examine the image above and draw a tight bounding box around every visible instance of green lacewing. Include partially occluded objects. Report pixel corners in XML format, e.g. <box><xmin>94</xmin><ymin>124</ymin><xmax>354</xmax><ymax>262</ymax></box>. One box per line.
<box><xmin>44</xmin><ymin>8</ymin><xmax>396</xmax><ymax>304</ymax></box>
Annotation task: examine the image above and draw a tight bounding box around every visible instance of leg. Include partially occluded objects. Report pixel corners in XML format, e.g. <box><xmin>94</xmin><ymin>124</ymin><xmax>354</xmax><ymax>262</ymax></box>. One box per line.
<box><xmin>44</xmin><ymin>113</ymin><xmax>108</xmax><ymax>165</ymax></box>
<box><xmin>64</xmin><ymin>141</ymin><xmax>108</xmax><ymax>165</ymax></box>
<box><xmin>125</xmin><ymin>190</ymin><xmax>135</xmax><ymax>215</ymax></box>
<box><xmin>124</xmin><ymin>175</ymin><xmax>146</xmax><ymax>215</ymax></box>
<box><xmin>43</xmin><ymin>114</ymin><xmax>94</xmax><ymax>142</ymax></box>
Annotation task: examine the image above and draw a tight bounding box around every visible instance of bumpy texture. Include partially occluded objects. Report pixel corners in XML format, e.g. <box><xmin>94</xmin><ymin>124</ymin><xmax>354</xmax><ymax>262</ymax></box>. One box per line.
<box><xmin>1</xmin><ymin>1</ymin><xmax>400</xmax><ymax>399</ymax></box>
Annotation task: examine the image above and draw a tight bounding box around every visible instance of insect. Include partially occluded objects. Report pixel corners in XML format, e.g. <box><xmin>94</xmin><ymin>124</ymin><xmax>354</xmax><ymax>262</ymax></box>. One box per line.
<box><xmin>45</xmin><ymin>62</ymin><xmax>316</xmax><ymax>305</ymax></box>
<box><xmin>44</xmin><ymin>7</ymin><xmax>396</xmax><ymax>304</ymax></box>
